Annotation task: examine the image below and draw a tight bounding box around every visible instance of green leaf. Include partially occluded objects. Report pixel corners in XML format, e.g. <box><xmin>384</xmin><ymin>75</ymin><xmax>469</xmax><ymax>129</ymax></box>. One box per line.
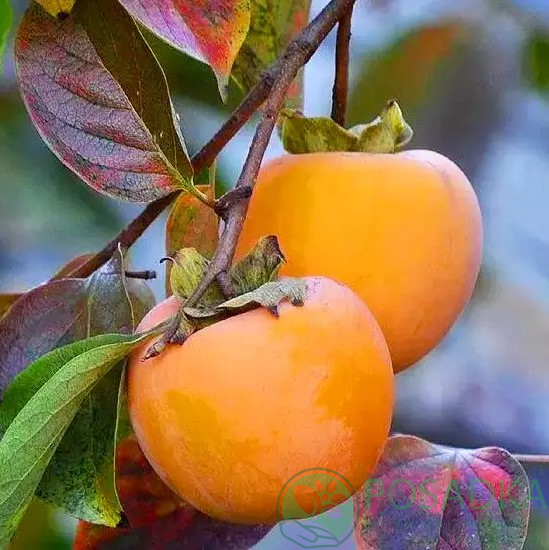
<box><xmin>524</xmin><ymin>30</ymin><xmax>549</xmax><ymax>95</ymax></box>
<box><xmin>0</xmin><ymin>0</ymin><xmax>12</xmax><ymax>72</ymax></box>
<box><xmin>232</xmin><ymin>0</ymin><xmax>312</xmax><ymax>109</ymax></box>
<box><xmin>230</xmin><ymin>235</ymin><xmax>285</xmax><ymax>294</ymax></box>
<box><xmin>279</xmin><ymin>101</ymin><xmax>413</xmax><ymax>154</ymax></box>
<box><xmin>218</xmin><ymin>277</ymin><xmax>306</xmax><ymax>317</ymax></box>
<box><xmin>0</xmin><ymin>333</ymin><xmax>150</xmax><ymax>544</ymax></box>
<box><xmin>0</xmin><ymin>247</ymin><xmax>156</xmax><ymax>530</ymax></box>
<box><xmin>0</xmin><ymin>334</ymin><xmax>127</xmax><ymax>436</ymax></box>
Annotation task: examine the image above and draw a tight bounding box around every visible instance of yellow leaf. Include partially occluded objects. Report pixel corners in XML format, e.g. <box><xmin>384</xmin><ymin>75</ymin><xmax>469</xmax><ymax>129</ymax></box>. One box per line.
<box><xmin>35</xmin><ymin>0</ymin><xmax>76</xmax><ymax>17</ymax></box>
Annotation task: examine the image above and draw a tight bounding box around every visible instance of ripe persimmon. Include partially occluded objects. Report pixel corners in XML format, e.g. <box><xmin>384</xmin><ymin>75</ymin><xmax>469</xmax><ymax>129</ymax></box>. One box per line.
<box><xmin>236</xmin><ymin>151</ymin><xmax>483</xmax><ymax>371</ymax></box>
<box><xmin>127</xmin><ymin>277</ymin><xmax>394</xmax><ymax>524</ymax></box>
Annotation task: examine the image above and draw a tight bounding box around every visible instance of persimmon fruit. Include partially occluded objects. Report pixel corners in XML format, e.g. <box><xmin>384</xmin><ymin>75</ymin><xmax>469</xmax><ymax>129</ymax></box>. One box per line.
<box><xmin>127</xmin><ymin>276</ymin><xmax>394</xmax><ymax>524</ymax></box>
<box><xmin>236</xmin><ymin>151</ymin><xmax>483</xmax><ymax>371</ymax></box>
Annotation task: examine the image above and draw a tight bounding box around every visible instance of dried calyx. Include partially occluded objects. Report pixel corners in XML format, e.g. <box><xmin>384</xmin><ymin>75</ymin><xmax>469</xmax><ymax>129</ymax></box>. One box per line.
<box><xmin>145</xmin><ymin>236</ymin><xmax>307</xmax><ymax>359</ymax></box>
<box><xmin>279</xmin><ymin>99</ymin><xmax>413</xmax><ymax>155</ymax></box>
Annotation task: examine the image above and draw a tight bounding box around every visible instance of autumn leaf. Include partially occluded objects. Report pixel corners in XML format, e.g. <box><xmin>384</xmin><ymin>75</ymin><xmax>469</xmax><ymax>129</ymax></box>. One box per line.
<box><xmin>165</xmin><ymin>184</ymin><xmax>219</xmax><ymax>295</ymax></box>
<box><xmin>16</xmin><ymin>0</ymin><xmax>194</xmax><ymax>203</ymax></box>
<box><xmin>232</xmin><ymin>0</ymin><xmax>312</xmax><ymax>108</ymax></box>
<box><xmin>357</xmin><ymin>435</ymin><xmax>530</xmax><ymax>549</ymax></box>
<box><xmin>117</xmin><ymin>0</ymin><xmax>251</xmax><ymax>100</ymax></box>
<box><xmin>73</xmin><ymin>436</ymin><xmax>271</xmax><ymax>549</ymax></box>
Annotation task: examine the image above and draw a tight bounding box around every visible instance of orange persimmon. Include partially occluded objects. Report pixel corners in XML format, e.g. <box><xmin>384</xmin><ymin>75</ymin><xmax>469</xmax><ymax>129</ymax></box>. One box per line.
<box><xmin>127</xmin><ymin>277</ymin><xmax>394</xmax><ymax>524</ymax></box>
<box><xmin>236</xmin><ymin>151</ymin><xmax>483</xmax><ymax>371</ymax></box>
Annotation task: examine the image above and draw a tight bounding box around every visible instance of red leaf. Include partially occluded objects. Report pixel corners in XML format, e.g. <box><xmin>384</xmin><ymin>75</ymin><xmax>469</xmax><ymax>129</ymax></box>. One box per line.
<box><xmin>356</xmin><ymin>435</ymin><xmax>530</xmax><ymax>550</ymax></box>
<box><xmin>114</xmin><ymin>436</ymin><xmax>187</xmax><ymax>527</ymax></box>
<box><xmin>15</xmin><ymin>0</ymin><xmax>193</xmax><ymax>203</ymax></box>
<box><xmin>117</xmin><ymin>0</ymin><xmax>251</xmax><ymax>98</ymax></box>
<box><xmin>74</xmin><ymin>511</ymin><xmax>270</xmax><ymax>550</ymax></box>
<box><xmin>73</xmin><ymin>436</ymin><xmax>271</xmax><ymax>549</ymax></box>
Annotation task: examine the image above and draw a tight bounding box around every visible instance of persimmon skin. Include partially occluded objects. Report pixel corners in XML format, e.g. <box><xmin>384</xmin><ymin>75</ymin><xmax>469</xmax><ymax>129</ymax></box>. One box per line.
<box><xmin>236</xmin><ymin>151</ymin><xmax>483</xmax><ymax>371</ymax></box>
<box><xmin>128</xmin><ymin>277</ymin><xmax>394</xmax><ymax>524</ymax></box>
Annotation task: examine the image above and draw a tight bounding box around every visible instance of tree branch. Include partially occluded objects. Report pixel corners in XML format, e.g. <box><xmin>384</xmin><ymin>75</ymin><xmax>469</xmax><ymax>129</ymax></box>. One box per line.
<box><xmin>331</xmin><ymin>7</ymin><xmax>353</xmax><ymax>126</ymax></box>
<box><xmin>185</xmin><ymin>0</ymin><xmax>358</xmax><ymax>308</ymax></box>
<box><xmin>514</xmin><ymin>454</ymin><xmax>549</xmax><ymax>465</ymax></box>
<box><xmin>65</xmin><ymin>0</ymin><xmax>356</xmax><ymax>281</ymax></box>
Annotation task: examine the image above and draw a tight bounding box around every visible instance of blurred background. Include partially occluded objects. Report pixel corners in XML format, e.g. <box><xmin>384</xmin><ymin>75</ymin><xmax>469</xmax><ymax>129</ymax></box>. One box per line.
<box><xmin>2</xmin><ymin>0</ymin><xmax>549</xmax><ymax>547</ymax></box>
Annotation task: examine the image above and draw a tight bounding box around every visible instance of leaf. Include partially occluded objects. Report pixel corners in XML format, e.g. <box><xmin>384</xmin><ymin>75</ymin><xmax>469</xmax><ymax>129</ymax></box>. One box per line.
<box><xmin>0</xmin><ymin>333</ymin><xmax>150</xmax><ymax>545</ymax></box>
<box><xmin>73</xmin><ymin>436</ymin><xmax>271</xmax><ymax>549</ymax></box>
<box><xmin>165</xmin><ymin>185</ymin><xmax>219</xmax><ymax>295</ymax></box>
<box><xmin>232</xmin><ymin>0</ymin><xmax>311</xmax><ymax>108</ymax></box>
<box><xmin>0</xmin><ymin>294</ymin><xmax>22</xmax><ymax>321</ymax></box>
<box><xmin>218</xmin><ymin>277</ymin><xmax>306</xmax><ymax>316</ymax></box>
<box><xmin>0</xmin><ymin>0</ymin><xmax>11</xmax><ymax>72</ymax></box>
<box><xmin>358</xmin><ymin>435</ymin><xmax>530</xmax><ymax>550</ymax></box>
<box><xmin>35</xmin><ymin>0</ymin><xmax>76</xmax><ymax>17</ymax></box>
<box><xmin>0</xmin><ymin>247</ymin><xmax>155</xmax><ymax>527</ymax></box>
<box><xmin>74</xmin><ymin>509</ymin><xmax>271</xmax><ymax>549</ymax></box>
<box><xmin>0</xmin><ymin>334</ymin><xmax>128</xmax><ymax>436</ymax></box>
<box><xmin>117</xmin><ymin>0</ymin><xmax>251</xmax><ymax>100</ymax></box>
<box><xmin>113</xmin><ymin>435</ymin><xmax>187</xmax><ymax>528</ymax></box>
<box><xmin>15</xmin><ymin>0</ymin><xmax>193</xmax><ymax>203</ymax></box>
<box><xmin>279</xmin><ymin>101</ymin><xmax>413</xmax><ymax>154</ymax></box>
<box><xmin>524</xmin><ymin>30</ymin><xmax>549</xmax><ymax>96</ymax></box>
<box><xmin>347</xmin><ymin>22</ymin><xmax>471</xmax><ymax>129</ymax></box>
<box><xmin>229</xmin><ymin>234</ymin><xmax>285</xmax><ymax>294</ymax></box>
<box><xmin>166</xmin><ymin>248</ymin><xmax>224</xmax><ymax>306</ymax></box>
<box><xmin>0</xmin><ymin>247</ymin><xmax>144</xmax><ymax>396</ymax></box>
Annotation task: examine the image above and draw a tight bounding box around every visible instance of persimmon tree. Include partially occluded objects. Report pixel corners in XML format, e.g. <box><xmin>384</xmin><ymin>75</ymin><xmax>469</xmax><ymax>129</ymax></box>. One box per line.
<box><xmin>0</xmin><ymin>0</ymin><xmax>541</xmax><ymax>548</ymax></box>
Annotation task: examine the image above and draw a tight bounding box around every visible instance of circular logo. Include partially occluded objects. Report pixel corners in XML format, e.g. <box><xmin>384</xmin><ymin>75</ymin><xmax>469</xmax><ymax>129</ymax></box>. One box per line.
<box><xmin>276</xmin><ymin>468</ymin><xmax>359</xmax><ymax>548</ymax></box>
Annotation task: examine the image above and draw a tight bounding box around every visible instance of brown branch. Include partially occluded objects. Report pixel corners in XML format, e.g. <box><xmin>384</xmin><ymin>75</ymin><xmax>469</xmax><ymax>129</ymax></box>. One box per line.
<box><xmin>514</xmin><ymin>454</ymin><xmax>549</xmax><ymax>465</ymax></box>
<box><xmin>330</xmin><ymin>7</ymin><xmax>353</xmax><ymax>126</ymax></box>
<box><xmin>66</xmin><ymin>0</ymin><xmax>357</xmax><ymax>281</ymax></box>
<box><xmin>185</xmin><ymin>0</ymin><xmax>358</xmax><ymax>308</ymax></box>
<box><xmin>124</xmin><ymin>270</ymin><xmax>157</xmax><ymax>280</ymax></box>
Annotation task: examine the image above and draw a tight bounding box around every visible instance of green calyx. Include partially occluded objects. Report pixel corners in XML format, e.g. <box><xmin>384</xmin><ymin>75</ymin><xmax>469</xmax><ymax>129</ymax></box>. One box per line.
<box><xmin>162</xmin><ymin>236</ymin><xmax>307</xmax><ymax>336</ymax></box>
<box><xmin>279</xmin><ymin>100</ymin><xmax>413</xmax><ymax>155</ymax></box>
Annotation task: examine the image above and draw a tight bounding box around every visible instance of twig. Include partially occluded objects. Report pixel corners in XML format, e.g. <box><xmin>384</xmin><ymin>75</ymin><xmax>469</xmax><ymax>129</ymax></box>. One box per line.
<box><xmin>185</xmin><ymin>0</ymin><xmax>358</xmax><ymax>308</ymax></box>
<box><xmin>331</xmin><ymin>7</ymin><xmax>353</xmax><ymax>126</ymax></box>
<box><xmin>514</xmin><ymin>454</ymin><xmax>549</xmax><ymax>465</ymax></box>
<box><xmin>124</xmin><ymin>270</ymin><xmax>157</xmax><ymax>280</ymax></box>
